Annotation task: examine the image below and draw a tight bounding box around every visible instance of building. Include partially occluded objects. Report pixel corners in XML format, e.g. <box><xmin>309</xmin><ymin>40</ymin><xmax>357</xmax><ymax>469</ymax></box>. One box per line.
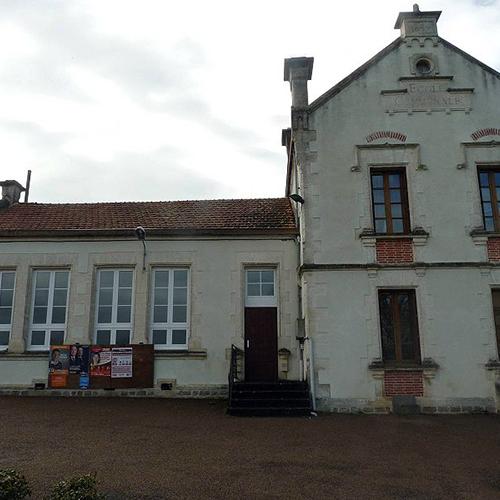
<box><xmin>0</xmin><ymin>6</ymin><xmax>499</xmax><ymax>413</ymax></box>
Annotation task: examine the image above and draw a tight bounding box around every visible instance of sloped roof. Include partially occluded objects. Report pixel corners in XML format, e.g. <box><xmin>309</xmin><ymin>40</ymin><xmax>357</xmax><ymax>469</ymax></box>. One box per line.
<box><xmin>308</xmin><ymin>36</ymin><xmax>500</xmax><ymax>112</ymax></box>
<box><xmin>0</xmin><ymin>198</ymin><xmax>298</xmax><ymax>237</ymax></box>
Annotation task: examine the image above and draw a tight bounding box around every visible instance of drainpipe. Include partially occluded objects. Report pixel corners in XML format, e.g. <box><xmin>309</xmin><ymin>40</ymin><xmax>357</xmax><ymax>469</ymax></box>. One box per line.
<box><xmin>305</xmin><ymin>336</ymin><xmax>316</xmax><ymax>411</ymax></box>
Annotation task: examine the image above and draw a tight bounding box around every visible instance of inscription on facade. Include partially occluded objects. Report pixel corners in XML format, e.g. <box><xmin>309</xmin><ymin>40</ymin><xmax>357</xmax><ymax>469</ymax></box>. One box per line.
<box><xmin>383</xmin><ymin>80</ymin><xmax>472</xmax><ymax>113</ymax></box>
<box><xmin>404</xmin><ymin>20</ymin><xmax>437</xmax><ymax>37</ymax></box>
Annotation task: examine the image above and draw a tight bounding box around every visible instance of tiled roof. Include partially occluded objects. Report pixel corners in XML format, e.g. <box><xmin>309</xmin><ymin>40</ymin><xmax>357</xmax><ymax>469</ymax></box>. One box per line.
<box><xmin>0</xmin><ymin>198</ymin><xmax>298</xmax><ymax>237</ymax></box>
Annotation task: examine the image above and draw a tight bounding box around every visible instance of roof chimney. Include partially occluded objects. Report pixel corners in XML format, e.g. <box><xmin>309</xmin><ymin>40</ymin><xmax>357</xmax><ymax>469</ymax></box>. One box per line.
<box><xmin>284</xmin><ymin>57</ymin><xmax>314</xmax><ymax>107</ymax></box>
<box><xmin>394</xmin><ymin>4</ymin><xmax>441</xmax><ymax>38</ymax></box>
<box><xmin>0</xmin><ymin>180</ymin><xmax>25</xmax><ymax>209</ymax></box>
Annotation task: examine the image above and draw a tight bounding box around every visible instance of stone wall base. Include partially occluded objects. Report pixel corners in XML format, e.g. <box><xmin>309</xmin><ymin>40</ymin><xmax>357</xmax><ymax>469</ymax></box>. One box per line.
<box><xmin>0</xmin><ymin>384</ymin><xmax>228</xmax><ymax>399</ymax></box>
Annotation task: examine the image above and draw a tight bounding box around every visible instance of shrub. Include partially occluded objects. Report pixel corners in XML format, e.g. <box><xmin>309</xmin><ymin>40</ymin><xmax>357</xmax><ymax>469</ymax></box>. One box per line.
<box><xmin>0</xmin><ymin>468</ymin><xmax>31</xmax><ymax>499</ymax></box>
<box><xmin>46</xmin><ymin>473</ymin><xmax>105</xmax><ymax>500</ymax></box>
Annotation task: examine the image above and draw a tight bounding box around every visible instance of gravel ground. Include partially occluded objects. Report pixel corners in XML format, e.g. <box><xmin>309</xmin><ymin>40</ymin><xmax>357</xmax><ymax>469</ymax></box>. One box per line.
<box><xmin>1</xmin><ymin>397</ymin><xmax>499</xmax><ymax>499</ymax></box>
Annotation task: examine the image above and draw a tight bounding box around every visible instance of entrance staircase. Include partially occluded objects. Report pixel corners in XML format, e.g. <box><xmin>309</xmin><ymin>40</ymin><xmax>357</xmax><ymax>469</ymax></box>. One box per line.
<box><xmin>228</xmin><ymin>380</ymin><xmax>312</xmax><ymax>416</ymax></box>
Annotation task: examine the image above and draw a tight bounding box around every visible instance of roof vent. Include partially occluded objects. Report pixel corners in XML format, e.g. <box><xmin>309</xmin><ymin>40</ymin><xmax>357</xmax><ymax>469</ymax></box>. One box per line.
<box><xmin>0</xmin><ymin>180</ymin><xmax>25</xmax><ymax>209</ymax></box>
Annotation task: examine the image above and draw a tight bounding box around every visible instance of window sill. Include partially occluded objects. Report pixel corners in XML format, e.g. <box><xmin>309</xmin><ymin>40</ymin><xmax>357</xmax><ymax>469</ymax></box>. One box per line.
<box><xmin>485</xmin><ymin>359</ymin><xmax>500</xmax><ymax>371</ymax></box>
<box><xmin>368</xmin><ymin>358</ymin><xmax>439</xmax><ymax>379</ymax></box>
<box><xmin>154</xmin><ymin>349</ymin><xmax>207</xmax><ymax>360</ymax></box>
<box><xmin>470</xmin><ymin>229</ymin><xmax>500</xmax><ymax>246</ymax></box>
<box><xmin>360</xmin><ymin>228</ymin><xmax>429</xmax><ymax>247</ymax></box>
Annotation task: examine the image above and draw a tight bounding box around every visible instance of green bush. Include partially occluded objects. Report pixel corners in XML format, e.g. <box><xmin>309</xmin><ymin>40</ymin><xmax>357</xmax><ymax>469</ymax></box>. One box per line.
<box><xmin>0</xmin><ymin>468</ymin><xmax>31</xmax><ymax>499</ymax></box>
<box><xmin>46</xmin><ymin>474</ymin><xmax>105</xmax><ymax>500</ymax></box>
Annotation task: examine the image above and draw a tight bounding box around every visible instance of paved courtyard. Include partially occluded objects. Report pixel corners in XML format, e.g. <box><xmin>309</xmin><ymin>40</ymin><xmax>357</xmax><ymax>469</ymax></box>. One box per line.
<box><xmin>1</xmin><ymin>397</ymin><xmax>499</xmax><ymax>499</ymax></box>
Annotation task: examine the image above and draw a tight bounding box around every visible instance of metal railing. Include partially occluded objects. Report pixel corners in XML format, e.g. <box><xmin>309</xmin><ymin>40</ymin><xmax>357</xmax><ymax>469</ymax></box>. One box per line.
<box><xmin>228</xmin><ymin>344</ymin><xmax>243</xmax><ymax>407</ymax></box>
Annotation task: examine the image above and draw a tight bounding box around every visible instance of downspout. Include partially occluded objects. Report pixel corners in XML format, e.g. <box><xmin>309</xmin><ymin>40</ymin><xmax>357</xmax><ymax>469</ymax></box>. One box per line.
<box><xmin>305</xmin><ymin>336</ymin><xmax>316</xmax><ymax>411</ymax></box>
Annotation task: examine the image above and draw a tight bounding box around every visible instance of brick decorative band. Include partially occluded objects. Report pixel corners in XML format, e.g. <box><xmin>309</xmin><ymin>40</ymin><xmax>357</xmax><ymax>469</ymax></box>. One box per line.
<box><xmin>376</xmin><ymin>239</ymin><xmax>414</xmax><ymax>263</ymax></box>
<box><xmin>384</xmin><ymin>370</ymin><xmax>423</xmax><ymax>397</ymax></box>
<box><xmin>471</xmin><ymin>128</ymin><xmax>500</xmax><ymax>141</ymax></box>
<box><xmin>487</xmin><ymin>238</ymin><xmax>500</xmax><ymax>262</ymax></box>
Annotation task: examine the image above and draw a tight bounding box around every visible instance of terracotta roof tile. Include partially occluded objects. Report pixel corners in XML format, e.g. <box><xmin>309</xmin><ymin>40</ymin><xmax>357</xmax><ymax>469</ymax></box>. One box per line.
<box><xmin>0</xmin><ymin>198</ymin><xmax>297</xmax><ymax>237</ymax></box>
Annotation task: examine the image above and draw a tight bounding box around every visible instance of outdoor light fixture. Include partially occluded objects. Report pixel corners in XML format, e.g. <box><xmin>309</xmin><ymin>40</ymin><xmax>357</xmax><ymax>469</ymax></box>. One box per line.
<box><xmin>289</xmin><ymin>193</ymin><xmax>305</xmax><ymax>204</ymax></box>
<box><xmin>135</xmin><ymin>226</ymin><xmax>147</xmax><ymax>271</ymax></box>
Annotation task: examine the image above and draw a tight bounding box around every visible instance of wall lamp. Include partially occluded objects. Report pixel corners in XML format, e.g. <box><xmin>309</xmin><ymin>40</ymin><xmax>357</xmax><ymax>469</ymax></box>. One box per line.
<box><xmin>135</xmin><ymin>226</ymin><xmax>147</xmax><ymax>271</ymax></box>
<box><xmin>289</xmin><ymin>193</ymin><xmax>305</xmax><ymax>204</ymax></box>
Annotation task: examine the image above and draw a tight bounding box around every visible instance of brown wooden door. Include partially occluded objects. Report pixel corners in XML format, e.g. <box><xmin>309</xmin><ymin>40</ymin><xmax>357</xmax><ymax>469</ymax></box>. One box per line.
<box><xmin>244</xmin><ymin>307</ymin><xmax>278</xmax><ymax>382</ymax></box>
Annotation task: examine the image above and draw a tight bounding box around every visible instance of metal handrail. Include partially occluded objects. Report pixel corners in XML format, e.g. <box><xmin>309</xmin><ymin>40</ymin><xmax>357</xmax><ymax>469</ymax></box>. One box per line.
<box><xmin>228</xmin><ymin>344</ymin><xmax>243</xmax><ymax>407</ymax></box>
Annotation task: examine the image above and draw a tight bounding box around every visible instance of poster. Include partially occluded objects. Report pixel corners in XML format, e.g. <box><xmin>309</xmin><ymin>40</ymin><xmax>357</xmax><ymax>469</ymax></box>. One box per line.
<box><xmin>48</xmin><ymin>345</ymin><xmax>69</xmax><ymax>388</ymax></box>
<box><xmin>68</xmin><ymin>344</ymin><xmax>90</xmax><ymax>374</ymax></box>
<box><xmin>90</xmin><ymin>346</ymin><xmax>111</xmax><ymax>377</ymax></box>
<box><xmin>111</xmin><ymin>347</ymin><xmax>133</xmax><ymax>378</ymax></box>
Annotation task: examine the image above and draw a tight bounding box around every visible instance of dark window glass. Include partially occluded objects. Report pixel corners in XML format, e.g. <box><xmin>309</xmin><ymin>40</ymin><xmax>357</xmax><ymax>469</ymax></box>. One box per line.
<box><xmin>378</xmin><ymin>290</ymin><xmax>420</xmax><ymax>364</ymax></box>
<box><xmin>31</xmin><ymin>330</ymin><xmax>46</xmax><ymax>346</ymax></box>
<box><xmin>371</xmin><ymin>170</ymin><xmax>410</xmax><ymax>234</ymax></box>
<box><xmin>50</xmin><ymin>330</ymin><xmax>65</xmax><ymax>345</ymax></box>
<box><xmin>0</xmin><ymin>331</ymin><xmax>9</xmax><ymax>346</ymax></box>
<box><xmin>96</xmin><ymin>330</ymin><xmax>111</xmax><ymax>345</ymax></box>
<box><xmin>152</xmin><ymin>329</ymin><xmax>167</xmax><ymax>345</ymax></box>
<box><xmin>115</xmin><ymin>329</ymin><xmax>130</xmax><ymax>345</ymax></box>
<box><xmin>478</xmin><ymin>168</ymin><xmax>500</xmax><ymax>231</ymax></box>
<box><xmin>491</xmin><ymin>290</ymin><xmax>500</xmax><ymax>358</ymax></box>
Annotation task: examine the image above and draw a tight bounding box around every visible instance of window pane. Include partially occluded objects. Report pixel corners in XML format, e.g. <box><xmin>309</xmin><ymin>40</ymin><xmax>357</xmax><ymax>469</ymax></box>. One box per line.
<box><xmin>483</xmin><ymin>202</ymin><xmax>493</xmax><ymax>216</ymax></box>
<box><xmin>115</xmin><ymin>329</ymin><xmax>130</xmax><ymax>345</ymax></box>
<box><xmin>373</xmin><ymin>189</ymin><xmax>385</xmax><ymax>203</ymax></box>
<box><xmin>118</xmin><ymin>271</ymin><xmax>133</xmax><ymax>287</ymax></box>
<box><xmin>154</xmin><ymin>306</ymin><xmax>168</xmax><ymax>323</ymax></box>
<box><xmin>53</xmin><ymin>289</ymin><xmax>67</xmax><ymax>307</ymax></box>
<box><xmin>99</xmin><ymin>271</ymin><xmax>114</xmax><ymax>288</ymax></box>
<box><xmin>174</xmin><ymin>270</ymin><xmax>188</xmax><ymax>287</ymax></box>
<box><xmin>152</xmin><ymin>329</ymin><xmax>167</xmax><ymax>345</ymax></box>
<box><xmin>399</xmin><ymin>294</ymin><xmax>416</xmax><ymax>361</ymax></box>
<box><xmin>247</xmin><ymin>271</ymin><xmax>260</xmax><ymax>284</ymax></box>
<box><xmin>480</xmin><ymin>172</ymin><xmax>489</xmax><ymax>187</ymax></box>
<box><xmin>50</xmin><ymin>330</ymin><xmax>65</xmax><ymax>345</ymax></box>
<box><xmin>96</xmin><ymin>330</ymin><xmax>111</xmax><ymax>345</ymax></box>
<box><xmin>154</xmin><ymin>288</ymin><xmax>168</xmax><ymax>306</ymax></box>
<box><xmin>379</xmin><ymin>294</ymin><xmax>396</xmax><ymax>361</ymax></box>
<box><xmin>98</xmin><ymin>306</ymin><xmax>112</xmax><ymax>324</ymax></box>
<box><xmin>2</xmin><ymin>273</ymin><xmax>15</xmax><ymax>289</ymax></box>
<box><xmin>116</xmin><ymin>306</ymin><xmax>131</xmax><ymax>323</ymax></box>
<box><xmin>372</xmin><ymin>175</ymin><xmax>383</xmax><ymax>188</ymax></box>
<box><xmin>390</xmin><ymin>190</ymin><xmax>401</xmax><ymax>203</ymax></box>
<box><xmin>54</xmin><ymin>271</ymin><xmax>69</xmax><ymax>288</ymax></box>
<box><xmin>155</xmin><ymin>271</ymin><xmax>169</xmax><ymax>288</ymax></box>
<box><xmin>0</xmin><ymin>331</ymin><xmax>9</xmax><ymax>346</ymax></box>
<box><xmin>173</xmin><ymin>288</ymin><xmax>187</xmax><ymax>305</ymax></box>
<box><xmin>389</xmin><ymin>174</ymin><xmax>400</xmax><ymax>188</ymax></box>
<box><xmin>262</xmin><ymin>283</ymin><xmax>274</xmax><ymax>296</ymax></box>
<box><xmin>392</xmin><ymin>219</ymin><xmax>404</xmax><ymax>233</ymax></box>
<box><xmin>261</xmin><ymin>271</ymin><xmax>274</xmax><ymax>284</ymax></box>
<box><xmin>0</xmin><ymin>308</ymin><xmax>11</xmax><ymax>324</ymax></box>
<box><xmin>173</xmin><ymin>306</ymin><xmax>187</xmax><ymax>323</ymax></box>
<box><xmin>34</xmin><ymin>289</ymin><xmax>49</xmax><ymax>307</ymax></box>
<box><xmin>51</xmin><ymin>306</ymin><xmax>66</xmax><ymax>324</ymax></box>
<box><xmin>495</xmin><ymin>172</ymin><xmax>500</xmax><ymax>186</ymax></box>
<box><xmin>0</xmin><ymin>290</ymin><xmax>13</xmax><ymax>307</ymax></box>
<box><xmin>485</xmin><ymin>217</ymin><xmax>495</xmax><ymax>231</ymax></box>
<box><xmin>375</xmin><ymin>219</ymin><xmax>387</xmax><ymax>233</ymax></box>
<box><xmin>481</xmin><ymin>187</ymin><xmax>491</xmax><ymax>201</ymax></box>
<box><xmin>33</xmin><ymin>307</ymin><xmax>47</xmax><ymax>324</ymax></box>
<box><xmin>35</xmin><ymin>271</ymin><xmax>50</xmax><ymax>288</ymax></box>
<box><xmin>98</xmin><ymin>289</ymin><xmax>113</xmax><ymax>306</ymax></box>
<box><xmin>31</xmin><ymin>330</ymin><xmax>46</xmax><ymax>346</ymax></box>
<box><xmin>374</xmin><ymin>204</ymin><xmax>386</xmax><ymax>218</ymax></box>
<box><xmin>391</xmin><ymin>204</ymin><xmax>402</xmax><ymax>218</ymax></box>
<box><xmin>247</xmin><ymin>283</ymin><xmax>260</xmax><ymax>296</ymax></box>
<box><xmin>172</xmin><ymin>329</ymin><xmax>187</xmax><ymax>345</ymax></box>
<box><xmin>118</xmin><ymin>288</ymin><xmax>132</xmax><ymax>306</ymax></box>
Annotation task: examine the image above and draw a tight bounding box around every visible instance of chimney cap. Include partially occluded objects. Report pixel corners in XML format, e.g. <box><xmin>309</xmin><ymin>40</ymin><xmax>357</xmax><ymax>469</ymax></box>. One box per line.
<box><xmin>0</xmin><ymin>180</ymin><xmax>25</xmax><ymax>191</ymax></box>
<box><xmin>284</xmin><ymin>57</ymin><xmax>314</xmax><ymax>82</ymax></box>
<box><xmin>394</xmin><ymin>7</ymin><xmax>441</xmax><ymax>29</ymax></box>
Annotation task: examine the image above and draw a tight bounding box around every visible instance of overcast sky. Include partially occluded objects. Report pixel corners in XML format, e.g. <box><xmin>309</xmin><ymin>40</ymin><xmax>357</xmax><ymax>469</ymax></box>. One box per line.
<box><xmin>1</xmin><ymin>0</ymin><xmax>499</xmax><ymax>203</ymax></box>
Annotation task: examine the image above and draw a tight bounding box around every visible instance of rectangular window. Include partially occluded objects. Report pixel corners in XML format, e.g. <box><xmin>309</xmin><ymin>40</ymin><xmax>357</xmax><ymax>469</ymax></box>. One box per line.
<box><xmin>150</xmin><ymin>268</ymin><xmax>189</xmax><ymax>349</ymax></box>
<box><xmin>245</xmin><ymin>268</ymin><xmax>277</xmax><ymax>307</ymax></box>
<box><xmin>95</xmin><ymin>269</ymin><xmax>134</xmax><ymax>345</ymax></box>
<box><xmin>29</xmin><ymin>270</ymin><xmax>70</xmax><ymax>350</ymax></box>
<box><xmin>491</xmin><ymin>290</ymin><xmax>500</xmax><ymax>358</ymax></box>
<box><xmin>378</xmin><ymin>289</ymin><xmax>420</xmax><ymax>364</ymax></box>
<box><xmin>478</xmin><ymin>168</ymin><xmax>500</xmax><ymax>232</ymax></box>
<box><xmin>0</xmin><ymin>271</ymin><xmax>16</xmax><ymax>350</ymax></box>
<box><xmin>370</xmin><ymin>169</ymin><xmax>410</xmax><ymax>234</ymax></box>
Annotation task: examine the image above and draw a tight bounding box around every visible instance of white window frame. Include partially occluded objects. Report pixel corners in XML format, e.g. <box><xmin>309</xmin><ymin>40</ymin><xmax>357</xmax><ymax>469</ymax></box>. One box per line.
<box><xmin>0</xmin><ymin>270</ymin><xmax>16</xmax><ymax>351</ymax></box>
<box><xmin>149</xmin><ymin>267</ymin><xmax>190</xmax><ymax>350</ymax></box>
<box><xmin>245</xmin><ymin>268</ymin><xmax>277</xmax><ymax>308</ymax></box>
<box><xmin>28</xmin><ymin>269</ymin><xmax>70</xmax><ymax>351</ymax></box>
<box><xmin>94</xmin><ymin>268</ymin><xmax>135</xmax><ymax>345</ymax></box>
